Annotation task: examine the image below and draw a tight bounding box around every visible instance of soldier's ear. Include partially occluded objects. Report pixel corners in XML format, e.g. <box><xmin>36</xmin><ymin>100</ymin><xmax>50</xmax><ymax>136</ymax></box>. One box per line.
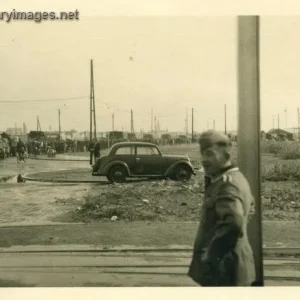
<box><xmin>224</xmin><ymin>152</ymin><xmax>230</xmax><ymax>161</ymax></box>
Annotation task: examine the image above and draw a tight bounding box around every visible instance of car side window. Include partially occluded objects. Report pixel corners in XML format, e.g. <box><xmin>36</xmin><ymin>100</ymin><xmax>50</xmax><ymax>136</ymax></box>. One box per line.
<box><xmin>137</xmin><ymin>146</ymin><xmax>160</xmax><ymax>155</ymax></box>
<box><xmin>115</xmin><ymin>146</ymin><xmax>135</xmax><ymax>155</ymax></box>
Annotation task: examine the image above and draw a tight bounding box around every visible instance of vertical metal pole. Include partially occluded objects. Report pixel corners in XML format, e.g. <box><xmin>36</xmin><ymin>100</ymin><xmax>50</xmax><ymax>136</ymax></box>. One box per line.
<box><xmin>89</xmin><ymin>59</ymin><xmax>93</xmax><ymax>165</ymax></box>
<box><xmin>191</xmin><ymin>108</ymin><xmax>194</xmax><ymax>142</ymax></box>
<box><xmin>285</xmin><ymin>107</ymin><xmax>287</xmax><ymax>129</ymax></box>
<box><xmin>91</xmin><ymin>60</ymin><xmax>97</xmax><ymax>140</ymax></box>
<box><xmin>130</xmin><ymin>110</ymin><xmax>133</xmax><ymax>134</ymax></box>
<box><xmin>151</xmin><ymin>108</ymin><xmax>153</xmax><ymax>134</ymax></box>
<box><xmin>224</xmin><ymin>104</ymin><xmax>227</xmax><ymax>134</ymax></box>
<box><xmin>186</xmin><ymin>108</ymin><xmax>189</xmax><ymax>135</ymax></box>
<box><xmin>58</xmin><ymin>111</ymin><xmax>61</xmax><ymax>139</ymax></box>
<box><xmin>237</xmin><ymin>16</ymin><xmax>264</xmax><ymax>286</ymax></box>
<box><xmin>297</xmin><ymin>108</ymin><xmax>300</xmax><ymax>141</ymax></box>
<box><xmin>131</xmin><ymin>110</ymin><xmax>134</xmax><ymax>134</ymax></box>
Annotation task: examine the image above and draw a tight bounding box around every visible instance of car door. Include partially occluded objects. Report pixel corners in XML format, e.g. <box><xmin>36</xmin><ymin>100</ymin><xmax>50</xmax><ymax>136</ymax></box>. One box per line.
<box><xmin>133</xmin><ymin>145</ymin><xmax>164</xmax><ymax>175</ymax></box>
<box><xmin>114</xmin><ymin>145</ymin><xmax>136</xmax><ymax>173</ymax></box>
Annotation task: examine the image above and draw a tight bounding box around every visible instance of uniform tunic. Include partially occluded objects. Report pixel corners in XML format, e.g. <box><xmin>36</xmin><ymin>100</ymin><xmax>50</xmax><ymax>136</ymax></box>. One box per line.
<box><xmin>188</xmin><ymin>166</ymin><xmax>256</xmax><ymax>286</ymax></box>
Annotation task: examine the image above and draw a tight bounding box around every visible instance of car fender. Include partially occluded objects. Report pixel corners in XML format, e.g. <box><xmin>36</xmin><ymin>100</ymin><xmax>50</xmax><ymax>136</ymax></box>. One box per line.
<box><xmin>163</xmin><ymin>160</ymin><xmax>195</xmax><ymax>177</ymax></box>
<box><xmin>101</xmin><ymin>160</ymin><xmax>131</xmax><ymax>176</ymax></box>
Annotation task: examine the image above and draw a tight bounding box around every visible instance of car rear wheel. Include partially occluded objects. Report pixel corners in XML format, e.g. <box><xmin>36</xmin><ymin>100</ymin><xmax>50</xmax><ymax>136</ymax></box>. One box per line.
<box><xmin>107</xmin><ymin>165</ymin><xmax>127</xmax><ymax>183</ymax></box>
<box><xmin>174</xmin><ymin>165</ymin><xmax>192</xmax><ymax>181</ymax></box>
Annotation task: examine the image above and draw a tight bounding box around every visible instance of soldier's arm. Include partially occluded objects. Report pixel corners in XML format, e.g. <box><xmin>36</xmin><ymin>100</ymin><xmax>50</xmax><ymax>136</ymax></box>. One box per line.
<box><xmin>205</xmin><ymin>182</ymin><xmax>244</xmax><ymax>264</ymax></box>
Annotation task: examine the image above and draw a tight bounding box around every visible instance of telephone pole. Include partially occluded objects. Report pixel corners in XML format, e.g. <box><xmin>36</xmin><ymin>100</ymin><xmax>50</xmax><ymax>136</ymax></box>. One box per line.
<box><xmin>191</xmin><ymin>108</ymin><xmax>194</xmax><ymax>142</ymax></box>
<box><xmin>186</xmin><ymin>108</ymin><xmax>189</xmax><ymax>135</ymax></box>
<box><xmin>112</xmin><ymin>113</ymin><xmax>114</xmax><ymax>131</ymax></box>
<box><xmin>213</xmin><ymin>119</ymin><xmax>215</xmax><ymax>130</ymax></box>
<box><xmin>237</xmin><ymin>15</ymin><xmax>263</xmax><ymax>286</ymax></box>
<box><xmin>224</xmin><ymin>104</ymin><xmax>227</xmax><ymax>134</ymax></box>
<box><xmin>89</xmin><ymin>59</ymin><xmax>97</xmax><ymax>165</ymax></box>
<box><xmin>284</xmin><ymin>107</ymin><xmax>287</xmax><ymax>129</ymax></box>
<box><xmin>58</xmin><ymin>110</ymin><xmax>61</xmax><ymax>139</ymax></box>
<box><xmin>151</xmin><ymin>108</ymin><xmax>153</xmax><ymax>134</ymax></box>
<box><xmin>130</xmin><ymin>109</ymin><xmax>134</xmax><ymax>134</ymax></box>
<box><xmin>298</xmin><ymin>107</ymin><xmax>300</xmax><ymax>141</ymax></box>
<box><xmin>37</xmin><ymin>116</ymin><xmax>41</xmax><ymax>132</ymax></box>
<box><xmin>277</xmin><ymin>114</ymin><xmax>279</xmax><ymax>130</ymax></box>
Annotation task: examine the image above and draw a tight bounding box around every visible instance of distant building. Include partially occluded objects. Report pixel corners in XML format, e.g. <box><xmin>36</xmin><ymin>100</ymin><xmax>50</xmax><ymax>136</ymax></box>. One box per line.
<box><xmin>6</xmin><ymin>127</ymin><xmax>23</xmax><ymax>136</ymax></box>
<box><xmin>267</xmin><ymin>128</ymin><xmax>294</xmax><ymax>141</ymax></box>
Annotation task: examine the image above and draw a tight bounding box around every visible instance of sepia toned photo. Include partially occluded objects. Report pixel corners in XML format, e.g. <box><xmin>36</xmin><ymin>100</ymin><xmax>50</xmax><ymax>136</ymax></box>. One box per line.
<box><xmin>1</xmin><ymin>5</ymin><xmax>300</xmax><ymax>288</ymax></box>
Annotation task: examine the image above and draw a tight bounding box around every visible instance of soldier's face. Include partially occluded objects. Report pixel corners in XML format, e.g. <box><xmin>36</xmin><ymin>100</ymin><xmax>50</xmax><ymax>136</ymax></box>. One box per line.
<box><xmin>201</xmin><ymin>145</ymin><xmax>227</xmax><ymax>175</ymax></box>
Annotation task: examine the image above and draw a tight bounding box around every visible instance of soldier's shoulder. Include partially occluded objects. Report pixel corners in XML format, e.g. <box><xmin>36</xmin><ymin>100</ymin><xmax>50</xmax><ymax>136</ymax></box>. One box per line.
<box><xmin>225</xmin><ymin>168</ymin><xmax>246</xmax><ymax>181</ymax></box>
<box><xmin>219</xmin><ymin>168</ymin><xmax>249</xmax><ymax>189</ymax></box>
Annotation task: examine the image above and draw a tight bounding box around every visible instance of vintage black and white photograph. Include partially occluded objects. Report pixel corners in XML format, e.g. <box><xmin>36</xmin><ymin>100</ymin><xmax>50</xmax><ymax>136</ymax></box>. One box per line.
<box><xmin>1</xmin><ymin>1</ymin><xmax>300</xmax><ymax>289</ymax></box>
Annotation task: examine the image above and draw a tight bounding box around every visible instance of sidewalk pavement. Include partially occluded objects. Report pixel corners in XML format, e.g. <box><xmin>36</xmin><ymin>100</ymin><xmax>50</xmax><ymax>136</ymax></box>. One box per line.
<box><xmin>0</xmin><ymin>249</ymin><xmax>299</xmax><ymax>287</ymax></box>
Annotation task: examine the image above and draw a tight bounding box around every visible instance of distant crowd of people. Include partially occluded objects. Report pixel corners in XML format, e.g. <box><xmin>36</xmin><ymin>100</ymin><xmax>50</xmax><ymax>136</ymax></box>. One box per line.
<box><xmin>0</xmin><ymin>136</ymin><xmax>93</xmax><ymax>158</ymax></box>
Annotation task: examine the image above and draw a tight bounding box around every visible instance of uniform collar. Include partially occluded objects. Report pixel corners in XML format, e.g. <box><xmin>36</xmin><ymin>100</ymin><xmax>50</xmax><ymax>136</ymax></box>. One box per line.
<box><xmin>204</xmin><ymin>165</ymin><xmax>239</xmax><ymax>187</ymax></box>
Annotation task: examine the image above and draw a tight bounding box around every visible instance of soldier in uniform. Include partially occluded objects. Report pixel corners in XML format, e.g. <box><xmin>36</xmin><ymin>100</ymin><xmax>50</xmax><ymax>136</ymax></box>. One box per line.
<box><xmin>188</xmin><ymin>130</ymin><xmax>256</xmax><ymax>286</ymax></box>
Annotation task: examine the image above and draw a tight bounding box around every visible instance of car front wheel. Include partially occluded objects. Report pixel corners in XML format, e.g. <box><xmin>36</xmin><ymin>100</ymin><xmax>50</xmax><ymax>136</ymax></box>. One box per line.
<box><xmin>174</xmin><ymin>165</ymin><xmax>192</xmax><ymax>181</ymax></box>
<box><xmin>107</xmin><ymin>165</ymin><xmax>127</xmax><ymax>183</ymax></box>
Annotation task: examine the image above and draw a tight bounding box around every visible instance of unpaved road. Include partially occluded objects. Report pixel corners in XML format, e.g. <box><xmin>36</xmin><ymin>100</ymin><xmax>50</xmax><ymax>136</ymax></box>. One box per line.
<box><xmin>0</xmin><ymin>154</ymin><xmax>89</xmax><ymax>179</ymax></box>
<box><xmin>0</xmin><ymin>156</ymin><xmax>95</xmax><ymax>224</ymax></box>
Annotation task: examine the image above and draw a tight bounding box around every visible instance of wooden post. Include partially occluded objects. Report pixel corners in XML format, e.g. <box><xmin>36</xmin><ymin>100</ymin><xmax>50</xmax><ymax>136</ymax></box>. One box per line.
<box><xmin>237</xmin><ymin>16</ymin><xmax>264</xmax><ymax>286</ymax></box>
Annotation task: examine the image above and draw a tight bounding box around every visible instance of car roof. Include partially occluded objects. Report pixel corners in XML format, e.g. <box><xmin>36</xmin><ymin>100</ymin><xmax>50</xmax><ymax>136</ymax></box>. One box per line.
<box><xmin>111</xmin><ymin>142</ymin><xmax>157</xmax><ymax>148</ymax></box>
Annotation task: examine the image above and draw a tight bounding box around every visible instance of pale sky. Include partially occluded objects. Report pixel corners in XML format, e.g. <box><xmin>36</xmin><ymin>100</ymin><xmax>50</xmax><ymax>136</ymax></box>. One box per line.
<box><xmin>1</xmin><ymin>3</ymin><xmax>300</xmax><ymax>133</ymax></box>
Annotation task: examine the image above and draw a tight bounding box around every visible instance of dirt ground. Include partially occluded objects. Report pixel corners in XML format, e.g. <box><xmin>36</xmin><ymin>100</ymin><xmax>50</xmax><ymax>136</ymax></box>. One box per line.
<box><xmin>0</xmin><ymin>221</ymin><xmax>299</xmax><ymax>248</ymax></box>
<box><xmin>24</xmin><ymin>168</ymin><xmax>300</xmax><ymax>223</ymax></box>
<box><xmin>0</xmin><ymin>144</ymin><xmax>300</xmax><ymax>248</ymax></box>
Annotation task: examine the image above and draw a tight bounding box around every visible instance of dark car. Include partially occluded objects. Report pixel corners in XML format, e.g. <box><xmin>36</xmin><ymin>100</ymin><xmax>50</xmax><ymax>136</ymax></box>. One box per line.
<box><xmin>92</xmin><ymin>142</ymin><xmax>196</xmax><ymax>183</ymax></box>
